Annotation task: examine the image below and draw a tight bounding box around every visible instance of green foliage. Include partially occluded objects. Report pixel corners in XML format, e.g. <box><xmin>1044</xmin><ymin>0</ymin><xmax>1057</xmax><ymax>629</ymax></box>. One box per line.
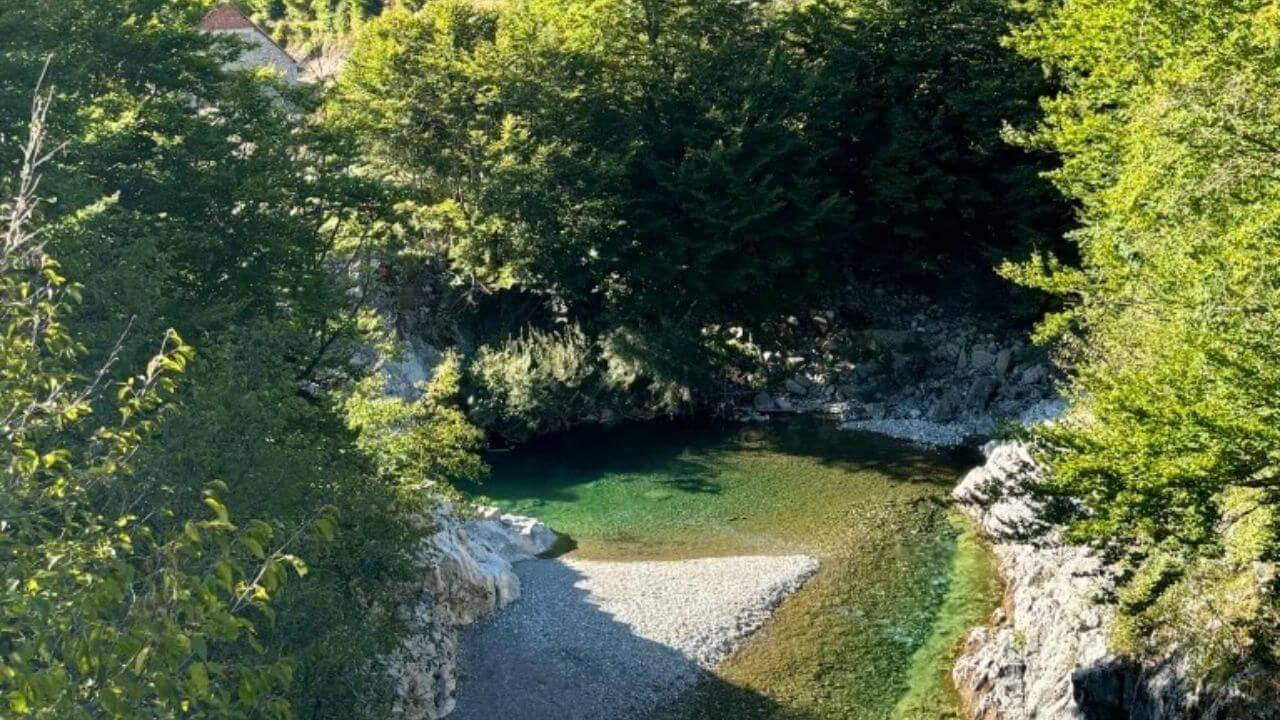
<box><xmin>334</xmin><ymin>0</ymin><xmax>849</xmax><ymax>403</ymax></box>
<box><xmin>789</xmin><ymin>0</ymin><xmax>1067</xmax><ymax>280</ymax></box>
<box><xmin>0</xmin><ymin>102</ymin><xmax>315</xmax><ymax>719</ymax></box>
<box><xmin>249</xmin><ymin>0</ymin><xmax>398</xmax><ymax>54</ymax></box>
<box><xmin>346</xmin><ymin>351</ymin><xmax>488</xmax><ymax>489</ymax></box>
<box><xmin>469</xmin><ymin>326</ymin><xmax>612</xmax><ymax>441</ymax></box>
<box><xmin>331</xmin><ymin>0</ymin><xmax>1065</xmax><ymax>440</ymax></box>
<box><xmin>1007</xmin><ymin>0</ymin><xmax>1280</xmax><ymax>683</ymax></box>
<box><xmin>0</xmin><ymin>2</ymin><xmax>481</xmax><ymax>718</ymax></box>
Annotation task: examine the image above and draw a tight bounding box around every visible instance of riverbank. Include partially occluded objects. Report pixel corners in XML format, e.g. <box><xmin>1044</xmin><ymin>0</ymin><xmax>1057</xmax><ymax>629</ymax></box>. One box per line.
<box><xmin>737</xmin><ymin>301</ymin><xmax>1058</xmax><ymax>450</ymax></box>
<box><xmin>451</xmin><ymin>555</ymin><xmax>819</xmax><ymax>720</ymax></box>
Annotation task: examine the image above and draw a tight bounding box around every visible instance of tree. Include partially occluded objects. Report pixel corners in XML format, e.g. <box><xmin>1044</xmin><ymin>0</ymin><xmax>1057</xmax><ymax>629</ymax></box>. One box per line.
<box><xmin>334</xmin><ymin>0</ymin><xmax>850</xmax><ymax>430</ymax></box>
<box><xmin>0</xmin><ymin>86</ymin><xmax>321</xmax><ymax>720</ymax></box>
<box><xmin>1007</xmin><ymin>0</ymin><xmax>1280</xmax><ymax>696</ymax></box>
<box><xmin>0</xmin><ymin>3</ymin><xmax>480</xmax><ymax>717</ymax></box>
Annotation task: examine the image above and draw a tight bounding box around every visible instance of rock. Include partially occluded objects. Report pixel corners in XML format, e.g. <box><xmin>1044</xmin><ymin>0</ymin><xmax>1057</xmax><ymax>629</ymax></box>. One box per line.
<box><xmin>389</xmin><ymin>504</ymin><xmax>555</xmax><ymax>720</ymax></box>
<box><xmin>784</xmin><ymin>378</ymin><xmax>808</xmax><ymax>395</ymax></box>
<box><xmin>965</xmin><ymin>375</ymin><xmax>999</xmax><ymax>410</ymax></box>
<box><xmin>951</xmin><ymin>429</ymin><xmax>1268</xmax><ymax>720</ymax></box>
<box><xmin>970</xmin><ymin>346</ymin><xmax>997</xmax><ymax>372</ymax></box>
<box><xmin>863</xmin><ymin>328</ymin><xmax>921</xmax><ymax>348</ymax></box>
<box><xmin>471</xmin><ymin>506</ymin><xmax>558</xmax><ymax>561</ymax></box>
<box><xmin>927</xmin><ymin>389</ymin><xmax>965</xmax><ymax>422</ymax></box>
<box><xmin>995</xmin><ymin>348</ymin><xmax>1013</xmax><ymax>376</ymax></box>
<box><xmin>892</xmin><ymin>349</ymin><xmax>924</xmax><ymax>376</ymax></box>
<box><xmin>952</xmin><ymin>440</ymin><xmax>1115</xmax><ymax>720</ymax></box>
<box><xmin>774</xmin><ymin>395</ymin><xmax>794</xmax><ymax>412</ymax></box>
<box><xmin>1021</xmin><ymin>364</ymin><xmax>1049</xmax><ymax>385</ymax></box>
<box><xmin>753</xmin><ymin>391</ymin><xmax>776</xmax><ymax>412</ymax></box>
<box><xmin>956</xmin><ymin>346</ymin><xmax>969</xmax><ymax>373</ymax></box>
<box><xmin>853</xmin><ymin>359</ymin><xmax>884</xmax><ymax>380</ymax></box>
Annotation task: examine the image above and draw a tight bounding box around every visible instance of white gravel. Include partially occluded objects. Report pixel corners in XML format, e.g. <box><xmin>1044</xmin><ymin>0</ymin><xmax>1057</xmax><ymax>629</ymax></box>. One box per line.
<box><xmin>451</xmin><ymin>554</ymin><xmax>819</xmax><ymax>720</ymax></box>
<box><xmin>839</xmin><ymin>400</ymin><xmax>1066</xmax><ymax>448</ymax></box>
<box><xmin>840</xmin><ymin>417</ymin><xmax>990</xmax><ymax>448</ymax></box>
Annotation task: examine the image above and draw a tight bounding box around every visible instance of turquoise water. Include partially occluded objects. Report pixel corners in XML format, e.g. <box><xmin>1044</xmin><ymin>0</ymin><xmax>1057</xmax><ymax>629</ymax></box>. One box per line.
<box><xmin>477</xmin><ymin>418</ymin><xmax>999</xmax><ymax>720</ymax></box>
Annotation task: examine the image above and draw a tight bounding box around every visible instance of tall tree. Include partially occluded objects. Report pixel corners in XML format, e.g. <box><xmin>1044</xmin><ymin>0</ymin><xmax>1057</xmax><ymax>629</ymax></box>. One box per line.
<box><xmin>1008</xmin><ymin>0</ymin><xmax>1280</xmax><ymax>700</ymax></box>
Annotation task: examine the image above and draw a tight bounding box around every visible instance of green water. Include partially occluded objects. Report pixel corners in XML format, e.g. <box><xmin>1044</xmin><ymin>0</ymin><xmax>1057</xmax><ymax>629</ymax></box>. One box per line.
<box><xmin>478</xmin><ymin>417</ymin><xmax>1001</xmax><ymax>720</ymax></box>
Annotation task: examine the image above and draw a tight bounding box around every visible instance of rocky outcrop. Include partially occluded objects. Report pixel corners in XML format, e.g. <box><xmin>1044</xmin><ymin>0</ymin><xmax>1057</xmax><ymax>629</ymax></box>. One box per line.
<box><xmin>951</xmin><ymin>441</ymin><xmax>1277</xmax><ymax>720</ymax></box>
<box><xmin>738</xmin><ymin>301</ymin><xmax>1056</xmax><ymax>447</ymax></box>
<box><xmin>951</xmin><ymin>441</ymin><xmax>1116</xmax><ymax>719</ymax></box>
<box><xmin>389</xmin><ymin>504</ymin><xmax>556</xmax><ymax>720</ymax></box>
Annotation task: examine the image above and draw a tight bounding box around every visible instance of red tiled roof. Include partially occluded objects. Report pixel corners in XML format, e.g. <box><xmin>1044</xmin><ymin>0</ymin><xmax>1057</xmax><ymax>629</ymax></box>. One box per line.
<box><xmin>200</xmin><ymin>4</ymin><xmax>255</xmax><ymax>31</ymax></box>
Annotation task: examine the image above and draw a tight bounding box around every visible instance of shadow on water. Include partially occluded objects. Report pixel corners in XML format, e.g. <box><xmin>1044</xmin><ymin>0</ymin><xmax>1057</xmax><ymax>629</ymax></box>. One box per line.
<box><xmin>478</xmin><ymin>415</ymin><xmax>973</xmax><ymax>507</ymax></box>
<box><xmin>450</xmin><ymin>559</ymin><xmax>793</xmax><ymax>720</ymax></box>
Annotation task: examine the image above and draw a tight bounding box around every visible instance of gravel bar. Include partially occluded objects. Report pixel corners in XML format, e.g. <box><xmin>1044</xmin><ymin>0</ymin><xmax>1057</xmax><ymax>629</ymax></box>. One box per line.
<box><xmin>451</xmin><ymin>554</ymin><xmax>819</xmax><ymax>720</ymax></box>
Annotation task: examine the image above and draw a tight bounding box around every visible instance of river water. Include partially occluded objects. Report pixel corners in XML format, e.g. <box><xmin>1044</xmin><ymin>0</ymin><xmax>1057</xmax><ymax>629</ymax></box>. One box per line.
<box><xmin>480</xmin><ymin>417</ymin><xmax>999</xmax><ymax>720</ymax></box>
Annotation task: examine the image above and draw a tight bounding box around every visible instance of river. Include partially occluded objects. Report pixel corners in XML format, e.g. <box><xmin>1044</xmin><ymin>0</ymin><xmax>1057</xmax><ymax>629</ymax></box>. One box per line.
<box><xmin>475</xmin><ymin>417</ymin><xmax>999</xmax><ymax>720</ymax></box>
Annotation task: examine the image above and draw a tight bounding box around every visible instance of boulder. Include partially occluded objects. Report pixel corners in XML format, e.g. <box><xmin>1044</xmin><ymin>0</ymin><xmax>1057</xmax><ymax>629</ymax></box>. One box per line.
<box><xmin>965</xmin><ymin>375</ymin><xmax>999</xmax><ymax>410</ymax></box>
<box><xmin>1021</xmin><ymin>364</ymin><xmax>1049</xmax><ymax>385</ymax></box>
<box><xmin>863</xmin><ymin>328</ymin><xmax>922</xmax><ymax>348</ymax></box>
<box><xmin>853</xmin><ymin>359</ymin><xmax>884</xmax><ymax>380</ymax></box>
<box><xmin>995</xmin><ymin>348</ymin><xmax>1013</xmax><ymax>376</ymax></box>
<box><xmin>927</xmin><ymin>389</ymin><xmax>965</xmax><ymax>422</ymax></box>
<box><xmin>753</xmin><ymin>391</ymin><xmax>777</xmax><ymax>412</ymax></box>
<box><xmin>970</xmin><ymin>346</ymin><xmax>997</xmax><ymax>372</ymax></box>
<box><xmin>784</xmin><ymin>378</ymin><xmax>808</xmax><ymax>396</ymax></box>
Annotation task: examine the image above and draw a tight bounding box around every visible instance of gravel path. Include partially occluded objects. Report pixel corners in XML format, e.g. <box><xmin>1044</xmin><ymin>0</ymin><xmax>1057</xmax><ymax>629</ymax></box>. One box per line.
<box><xmin>451</xmin><ymin>554</ymin><xmax>819</xmax><ymax>720</ymax></box>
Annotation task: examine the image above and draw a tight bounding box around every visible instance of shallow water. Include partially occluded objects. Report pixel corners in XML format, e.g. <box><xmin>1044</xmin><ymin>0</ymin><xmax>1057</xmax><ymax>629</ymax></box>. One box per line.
<box><xmin>479</xmin><ymin>417</ymin><xmax>999</xmax><ymax>720</ymax></box>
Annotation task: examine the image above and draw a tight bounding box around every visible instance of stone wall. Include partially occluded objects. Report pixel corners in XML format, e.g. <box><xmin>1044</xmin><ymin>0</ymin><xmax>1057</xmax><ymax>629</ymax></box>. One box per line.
<box><xmin>210</xmin><ymin>27</ymin><xmax>300</xmax><ymax>85</ymax></box>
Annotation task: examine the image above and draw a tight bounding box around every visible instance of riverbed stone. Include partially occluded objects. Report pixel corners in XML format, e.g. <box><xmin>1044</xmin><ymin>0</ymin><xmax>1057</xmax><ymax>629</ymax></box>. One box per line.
<box><xmin>1021</xmin><ymin>364</ymin><xmax>1048</xmax><ymax>385</ymax></box>
<box><xmin>927</xmin><ymin>389</ymin><xmax>965</xmax><ymax>422</ymax></box>
<box><xmin>970</xmin><ymin>346</ymin><xmax>996</xmax><ymax>372</ymax></box>
<box><xmin>452</xmin><ymin>555</ymin><xmax>818</xmax><ymax>720</ymax></box>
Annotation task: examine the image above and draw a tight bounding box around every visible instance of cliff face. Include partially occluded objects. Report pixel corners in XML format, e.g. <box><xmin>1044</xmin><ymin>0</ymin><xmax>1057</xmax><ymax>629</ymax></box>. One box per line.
<box><xmin>951</xmin><ymin>442</ymin><xmax>1276</xmax><ymax>720</ymax></box>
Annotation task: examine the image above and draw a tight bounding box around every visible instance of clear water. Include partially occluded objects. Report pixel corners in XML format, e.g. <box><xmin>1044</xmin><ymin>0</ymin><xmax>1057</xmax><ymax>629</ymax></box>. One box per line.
<box><xmin>477</xmin><ymin>417</ymin><xmax>1000</xmax><ymax>720</ymax></box>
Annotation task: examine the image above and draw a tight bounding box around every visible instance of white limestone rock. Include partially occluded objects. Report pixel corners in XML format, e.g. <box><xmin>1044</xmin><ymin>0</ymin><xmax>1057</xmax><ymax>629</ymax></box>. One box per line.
<box><xmin>388</xmin><ymin>503</ymin><xmax>556</xmax><ymax>720</ymax></box>
<box><xmin>952</xmin><ymin>439</ymin><xmax>1116</xmax><ymax>720</ymax></box>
